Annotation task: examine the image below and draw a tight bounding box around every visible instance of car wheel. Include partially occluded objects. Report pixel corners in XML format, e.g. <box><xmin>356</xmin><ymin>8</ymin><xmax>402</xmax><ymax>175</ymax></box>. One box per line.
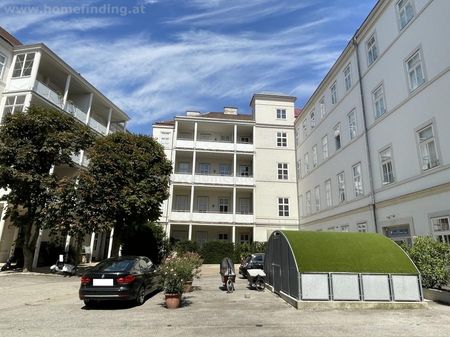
<box><xmin>255</xmin><ymin>277</ymin><xmax>265</xmax><ymax>291</ymax></box>
<box><xmin>135</xmin><ymin>286</ymin><xmax>145</xmax><ymax>306</ymax></box>
<box><xmin>83</xmin><ymin>299</ymin><xmax>96</xmax><ymax>308</ymax></box>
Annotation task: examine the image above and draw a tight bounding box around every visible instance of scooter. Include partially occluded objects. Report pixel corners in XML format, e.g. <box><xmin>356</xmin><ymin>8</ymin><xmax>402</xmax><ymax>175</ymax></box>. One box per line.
<box><xmin>50</xmin><ymin>254</ymin><xmax>77</xmax><ymax>275</ymax></box>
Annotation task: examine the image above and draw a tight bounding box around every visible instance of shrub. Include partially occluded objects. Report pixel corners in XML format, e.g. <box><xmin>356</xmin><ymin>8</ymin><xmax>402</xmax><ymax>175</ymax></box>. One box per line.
<box><xmin>403</xmin><ymin>236</ymin><xmax>450</xmax><ymax>289</ymax></box>
<box><xmin>200</xmin><ymin>241</ymin><xmax>235</xmax><ymax>264</ymax></box>
<box><xmin>174</xmin><ymin>240</ymin><xmax>198</xmax><ymax>255</ymax></box>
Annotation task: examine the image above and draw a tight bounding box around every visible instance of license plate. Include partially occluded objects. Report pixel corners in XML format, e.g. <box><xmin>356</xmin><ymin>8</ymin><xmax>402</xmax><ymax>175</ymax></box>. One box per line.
<box><xmin>93</xmin><ymin>279</ymin><xmax>113</xmax><ymax>286</ymax></box>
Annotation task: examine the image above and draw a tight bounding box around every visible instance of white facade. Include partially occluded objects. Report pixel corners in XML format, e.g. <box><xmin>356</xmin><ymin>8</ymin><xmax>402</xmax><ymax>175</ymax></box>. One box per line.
<box><xmin>0</xmin><ymin>29</ymin><xmax>130</xmax><ymax>264</ymax></box>
<box><xmin>154</xmin><ymin>94</ymin><xmax>299</xmax><ymax>245</ymax></box>
<box><xmin>295</xmin><ymin>0</ymin><xmax>450</xmax><ymax>244</ymax></box>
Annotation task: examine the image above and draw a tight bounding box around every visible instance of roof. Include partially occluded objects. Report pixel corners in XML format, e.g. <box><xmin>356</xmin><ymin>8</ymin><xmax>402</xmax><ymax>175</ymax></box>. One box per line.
<box><xmin>250</xmin><ymin>92</ymin><xmax>297</xmax><ymax>106</ymax></box>
<box><xmin>280</xmin><ymin>231</ymin><xmax>418</xmax><ymax>274</ymax></box>
<box><xmin>294</xmin><ymin>108</ymin><xmax>303</xmax><ymax>118</ymax></box>
<box><xmin>201</xmin><ymin>112</ymin><xmax>253</xmax><ymax>121</ymax></box>
<box><xmin>0</xmin><ymin>26</ymin><xmax>22</xmax><ymax>46</ymax></box>
<box><xmin>154</xmin><ymin>120</ymin><xmax>175</xmax><ymax>126</ymax></box>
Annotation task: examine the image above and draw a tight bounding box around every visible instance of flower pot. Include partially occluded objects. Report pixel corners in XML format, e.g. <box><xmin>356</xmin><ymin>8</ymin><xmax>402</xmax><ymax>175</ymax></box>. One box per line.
<box><xmin>165</xmin><ymin>293</ymin><xmax>181</xmax><ymax>309</ymax></box>
<box><xmin>183</xmin><ymin>280</ymin><xmax>193</xmax><ymax>293</ymax></box>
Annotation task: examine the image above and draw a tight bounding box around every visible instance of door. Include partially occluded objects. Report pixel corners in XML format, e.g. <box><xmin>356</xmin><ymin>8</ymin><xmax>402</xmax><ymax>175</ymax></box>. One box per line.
<box><xmin>219</xmin><ymin>164</ymin><xmax>231</xmax><ymax>176</ymax></box>
<box><xmin>219</xmin><ymin>198</ymin><xmax>229</xmax><ymax>213</ymax></box>
<box><xmin>196</xmin><ymin>231</ymin><xmax>208</xmax><ymax>248</ymax></box>
<box><xmin>239</xmin><ymin>198</ymin><xmax>250</xmax><ymax>214</ymax></box>
<box><xmin>175</xmin><ymin>195</ymin><xmax>188</xmax><ymax>211</ymax></box>
<box><xmin>199</xmin><ymin>163</ymin><xmax>210</xmax><ymax>175</ymax></box>
<box><xmin>197</xmin><ymin>197</ymin><xmax>208</xmax><ymax>213</ymax></box>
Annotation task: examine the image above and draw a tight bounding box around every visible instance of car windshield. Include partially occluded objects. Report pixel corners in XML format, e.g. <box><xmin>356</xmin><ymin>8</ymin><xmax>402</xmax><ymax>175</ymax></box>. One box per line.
<box><xmin>94</xmin><ymin>259</ymin><xmax>135</xmax><ymax>272</ymax></box>
<box><xmin>254</xmin><ymin>255</ymin><xmax>264</xmax><ymax>262</ymax></box>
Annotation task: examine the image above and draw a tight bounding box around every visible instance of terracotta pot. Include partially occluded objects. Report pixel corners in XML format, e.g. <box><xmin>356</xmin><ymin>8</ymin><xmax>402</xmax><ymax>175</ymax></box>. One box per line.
<box><xmin>183</xmin><ymin>280</ymin><xmax>193</xmax><ymax>293</ymax></box>
<box><xmin>165</xmin><ymin>293</ymin><xmax>181</xmax><ymax>309</ymax></box>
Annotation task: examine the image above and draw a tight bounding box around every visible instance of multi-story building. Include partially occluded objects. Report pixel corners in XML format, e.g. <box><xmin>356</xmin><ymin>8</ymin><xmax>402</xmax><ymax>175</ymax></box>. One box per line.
<box><xmin>0</xmin><ymin>27</ymin><xmax>130</xmax><ymax>266</ymax></box>
<box><xmin>295</xmin><ymin>0</ymin><xmax>450</xmax><ymax>245</ymax></box>
<box><xmin>153</xmin><ymin>93</ymin><xmax>299</xmax><ymax>245</ymax></box>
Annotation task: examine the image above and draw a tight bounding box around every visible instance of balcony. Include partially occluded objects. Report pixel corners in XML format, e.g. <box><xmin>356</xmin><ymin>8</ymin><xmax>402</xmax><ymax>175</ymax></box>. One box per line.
<box><xmin>192</xmin><ymin>211</ymin><xmax>233</xmax><ymax>223</ymax></box>
<box><xmin>170</xmin><ymin>210</ymin><xmax>191</xmax><ymax>222</ymax></box>
<box><xmin>235</xmin><ymin>213</ymin><xmax>254</xmax><ymax>223</ymax></box>
<box><xmin>88</xmin><ymin>117</ymin><xmax>107</xmax><ymax>135</ymax></box>
<box><xmin>176</xmin><ymin>138</ymin><xmax>194</xmax><ymax>149</ymax></box>
<box><xmin>34</xmin><ymin>80</ymin><xmax>64</xmax><ymax>108</ymax></box>
<box><xmin>194</xmin><ymin>173</ymin><xmax>234</xmax><ymax>185</ymax></box>
<box><xmin>196</xmin><ymin>140</ymin><xmax>234</xmax><ymax>152</ymax></box>
<box><xmin>236</xmin><ymin>142</ymin><xmax>254</xmax><ymax>152</ymax></box>
<box><xmin>172</xmin><ymin>173</ymin><xmax>193</xmax><ymax>184</ymax></box>
<box><xmin>235</xmin><ymin>176</ymin><xmax>254</xmax><ymax>186</ymax></box>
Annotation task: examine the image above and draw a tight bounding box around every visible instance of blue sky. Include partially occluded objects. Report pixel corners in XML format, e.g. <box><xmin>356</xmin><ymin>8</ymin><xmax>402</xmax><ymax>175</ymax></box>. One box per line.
<box><xmin>0</xmin><ymin>0</ymin><xmax>376</xmax><ymax>134</ymax></box>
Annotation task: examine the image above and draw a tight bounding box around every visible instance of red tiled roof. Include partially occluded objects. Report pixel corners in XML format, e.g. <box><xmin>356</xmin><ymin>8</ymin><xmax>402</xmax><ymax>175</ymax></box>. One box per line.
<box><xmin>0</xmin><ymin>26</ymin><xmax>22</xmax><ymax>47</ymax></box>
<box><xmin>294</xmin><ymin>108</ymin><xmax>303</xmax><ymax>118</ymax></box>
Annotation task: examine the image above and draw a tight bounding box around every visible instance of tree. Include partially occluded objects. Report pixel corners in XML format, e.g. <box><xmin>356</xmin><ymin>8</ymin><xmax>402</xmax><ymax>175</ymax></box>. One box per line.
<box><xmin>0</xmin><ymin>105</ymin><xmax>94</xmax><ymax>271</ymax></box>
<box><xmin>46</xmin><ymin>132</ymin><xmax>172</xmax><ymax>257</ymax></box>
<box><xmin>403</xmin><ymin>236</ymin><xmax>450</xmax><ymax>289</ymax></box>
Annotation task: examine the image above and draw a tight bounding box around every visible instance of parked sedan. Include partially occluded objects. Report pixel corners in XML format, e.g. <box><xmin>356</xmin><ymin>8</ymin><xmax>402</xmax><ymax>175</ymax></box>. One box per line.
<box><xmin>79</xmin><ymin>256</ymin><xmax>159</xmax><ymax>307</ymax></box>
<box><xmin>239</xmin><ymin>253</ymin><xmax>265</xmax><ymax>277</ymax></box>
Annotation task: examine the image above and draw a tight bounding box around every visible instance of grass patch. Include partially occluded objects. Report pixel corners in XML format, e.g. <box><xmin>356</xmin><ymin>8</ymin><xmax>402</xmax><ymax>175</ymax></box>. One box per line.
<box><xmin>282</xmin><ymin>231</ymin><xmax>418</xmax><ymax>274</ymax></box>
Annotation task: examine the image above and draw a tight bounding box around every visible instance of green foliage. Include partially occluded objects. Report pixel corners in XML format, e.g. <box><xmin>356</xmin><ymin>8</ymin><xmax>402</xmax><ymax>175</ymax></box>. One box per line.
<box><xmin>282</xmin><ymin>231</ymin><xmax>418</xmax><ymax>274</ymax></box>
<box><xmin>174</xmin><ymin>240</ymin><xmax>198</xmax><ymax>255</ymax></box>
<box><xmin>121</xmin><ymin>222</ymin><xmax>169</xmax><ymax>265</ymax></box>
<box><xmin>234</xmin><ymin>242</ymin><xmax>267</xmax><ymax>263</ymax></box>
<box><xmin>0</xmin><ymin>105</ymin><xmax>94</xmax><ymax>271</ymax></box>
<box><xmin>403</xmin><ymin>236</ymin><xmax>450</xmax><ymax>289</ymax></box>
<box><xmin>44</xmin><ymin>132</ymin><xmax>172</xmax><ymax>257</ymax></box>
<box><xmin>200</xmin><ymin>241</ymin><xmax>235</xmax><ymax>264</ymax></box>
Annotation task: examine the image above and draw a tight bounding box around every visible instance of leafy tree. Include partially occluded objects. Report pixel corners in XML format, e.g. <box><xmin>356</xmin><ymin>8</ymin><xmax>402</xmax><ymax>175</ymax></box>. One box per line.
<box><xmin>0</xmin><ymin>105</ymin><xmax>94</xmax><ymax>271</ymax></box>
<box><xmin>403</xmin><ymin>236</ymin><xmax>450</xmax><ymax>289</ymax></box>
<box><xmin>46</xmin><ymin>132</ymin><xmax>172</xmax><ymax>257</ymax></box>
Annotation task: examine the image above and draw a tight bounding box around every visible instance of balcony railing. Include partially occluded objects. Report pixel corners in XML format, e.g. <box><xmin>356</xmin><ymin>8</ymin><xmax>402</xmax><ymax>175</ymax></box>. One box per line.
<box><xmin>66</xmin><ymin>101</ymin><xmax>88</xmax><ymax>124</ymax></box>
<box><xmin>34</xmin><ymin>81</ymin><xmax>63</xmax><ymax>108</ymax></box>
<box><xmin>89</xmin><ymin>117</ymin><xmax>107</xmax><ymax>135</ymax></box>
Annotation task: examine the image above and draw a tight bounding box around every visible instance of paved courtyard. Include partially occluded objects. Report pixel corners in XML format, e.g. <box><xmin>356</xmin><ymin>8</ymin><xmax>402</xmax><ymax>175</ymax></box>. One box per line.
<box><xmin>0</xmin><ymin>265</ymin><xmax>450</xmax><ymax>337</ymax></box>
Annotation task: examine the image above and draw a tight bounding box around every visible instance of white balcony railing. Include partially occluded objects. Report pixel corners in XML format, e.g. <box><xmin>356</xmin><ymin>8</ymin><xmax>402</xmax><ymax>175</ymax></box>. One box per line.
<box><xmin>170</xmin><ymin>210</ymin><xmax>191</xmax><ymax>222</ymax></box>
<box><xmin>89</xmin><ymin>117</ymin><xmax>107</xmax><ymax>135</ymax></box>
<box><xmin>176</xmin><ymin>139</ymin><xmax>194</xmax><ymax>149</ymax></box>
<box><xmin>192</xmin><ymin>212</ymin><xmax>233</xmax><ymax>223</ymax></box>
<box><xmin>236</xmin><ymin>142</ymin><xmax>254</xmax><ymax>152</ymax></box>
<box><xmin>172</xmin><ymin>173</ymin><xmax>193</xmax><ymax>184</ymax></box>
<box><xmin>196</xmin><ymin>140</ymin><xmax>234</xmax><ymax>151</ymax></box>
<box><xmin>235</xmin><ymin>213</ymin><xmax>254</xmax><ymax>223</ymax></box>
<box><xmin>194</xmin><ymin>174</ymin><xmax>234</xmax><ymax>185</ymax></box>
<box><xmin>34</xmin><ymin>81</ymin><xmax>63</xmax><ymax>108</ymax></box>
<box><xmin>235</xmin><ymin>176</ymin><xmax>254</xmax><ymax>186</ymax></box>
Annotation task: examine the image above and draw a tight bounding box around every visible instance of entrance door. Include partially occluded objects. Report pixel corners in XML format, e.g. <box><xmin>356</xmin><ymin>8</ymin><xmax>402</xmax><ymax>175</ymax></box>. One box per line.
<box><xmin>197</xmin><ymin>197</ymin><xmax>209</xmax><ymax>213</ymax></box>
<box><xmin>196</xmin><ymin>231</ymin><xmax>208</xmax><ymax>248</ymax></box>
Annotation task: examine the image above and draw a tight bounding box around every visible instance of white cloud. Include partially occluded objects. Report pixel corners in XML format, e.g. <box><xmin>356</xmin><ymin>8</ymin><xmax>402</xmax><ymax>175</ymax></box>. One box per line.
<box><xmin>38</xmin><ymin>17</ymin><xmax>122</xmax><ymax>34</ymax></box>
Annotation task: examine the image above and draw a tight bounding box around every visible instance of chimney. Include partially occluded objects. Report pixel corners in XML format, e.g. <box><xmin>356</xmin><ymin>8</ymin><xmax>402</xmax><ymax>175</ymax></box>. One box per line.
<box><xmin>224</xmin><ymin>107</ymin><xmax>238</xmax><ymax>115</ymax></box>
<box><xmin>186</xmin><ymin>111</ymin><xmax>201</xmax><ymax>116</ymax></box>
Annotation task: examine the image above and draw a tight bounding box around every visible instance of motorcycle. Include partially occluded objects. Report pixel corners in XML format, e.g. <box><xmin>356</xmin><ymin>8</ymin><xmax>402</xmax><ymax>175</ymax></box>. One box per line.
<box><xmin>50</xmin><ymin>254</ymin><xmax>77</xmax><ymax>275</ymax></box>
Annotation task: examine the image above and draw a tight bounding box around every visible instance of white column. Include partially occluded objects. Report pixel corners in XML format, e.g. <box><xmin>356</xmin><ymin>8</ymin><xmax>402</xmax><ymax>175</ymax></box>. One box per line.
<box><xmin>192</xmin><ymin>151</ymin><xmax>196</xmax><ymax>175</ymax></box>
<box><xmin>188</xmin><ymin>224</ymin><xmax>193</xmax><ymax>241</ymax></box>
<box><xmin>64</xmin><ymin>235</ymin><xmax>71</xmax><ymax>253</ymax></box>
<box><xmin>123</xmin><ymin>121</ymin><xmax>128</xmax><ymax>131</ymax></box>
<box><xmin>194</xmin><ymin>122</ymin><xmax>198</xmax><ymax>143</ymax></box>
<box><xmin>232</xmin><ymin>226</ymin><xmax>236</xmax><ymax>243</ymax></box>
<box><xmin>107</xmin><ymin>227</ymin><xmax>114</xmax><ymax>258</ymax></box>
<box><xmin>174</xmin><ymin>120</ymin><xmax>179</xmax><ymax>148</ymax></box>
<box><xmin>190</xmin><ymin>186</ymin><xmax>195</xmax><ymax>214</ymax></box>
<box><xmin>166</xmin><ymin>223</ymin><xmax>171</xmax><ymax>239</ymax></box>
<box><xmin>234</xmin><ymin>124</ymin><xmax>237</xmax><ymax>147</ymax></box>
<box><xmin>62</xmin><ymin>74</ymin><xmax>71</xmax><ymax>109</ymax></box>
<box><xmin>105</xmin><ymin>108</ymin><xmax>112</xmax><ymax>135</ymax></box>
<box><xmin>89</xmin><ymin>232</ymin><xmax>95</xmax><ymax>263</ymax></box>
<box><xmin>29</xmin><ymin>51</ymin><xmax>42</xmax><ymax>90</ymax></box>
<box><xmin>252</xmin><ymin>226</ymin><xmax>256</xmax><ymax>243</ymax></box>
<box><xmin>233</xmin><ymin>187</ymin><xmax>237</xmax><ymax>222</ymax></box>
<box><xmin>32</xmin><ymin>229</ymin><xmax>43</xmax><ymax>269</ymax></box>
<box><xmin>84</xmin><ymin>93</ymin><xmax>94</xmax><ymax>125</ymax></box>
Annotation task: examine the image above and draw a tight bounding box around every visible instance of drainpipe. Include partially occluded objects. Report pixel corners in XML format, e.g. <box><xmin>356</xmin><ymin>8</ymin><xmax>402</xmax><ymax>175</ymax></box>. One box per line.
<box><xmin>352</xmin><ymin>36</ymin><xmax>378</xmax><ymax>233</ymax></box>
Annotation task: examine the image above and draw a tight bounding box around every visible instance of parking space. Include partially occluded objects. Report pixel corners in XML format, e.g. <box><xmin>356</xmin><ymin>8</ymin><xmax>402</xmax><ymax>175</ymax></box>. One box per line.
<box><xmin>0</xmin><ymin>265</ymin><xmax>450</xmax><ymax>336</ymax></box>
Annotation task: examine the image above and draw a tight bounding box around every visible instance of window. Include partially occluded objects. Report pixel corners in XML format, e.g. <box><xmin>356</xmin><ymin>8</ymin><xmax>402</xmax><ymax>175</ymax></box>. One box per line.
<box><xmin>352</xmin><ymin>163</ymin><xmax>363</xmax><ymax>197</ymax></box>
<box><xmin>348</xmin><ymin>109</ymin><xmax>357</xmax><ymax>140</ymax></box>
<box><xmin>417</xmin><ymin>124</ymin><xmax>439</xmax><ymax>170</ymax></box>
<box><xmin>276</xmin><ymin>131</ymin><xmax>287</xmax><ymax>147</ymax></box>
<box><xmin>178</xmin><ymin>162</ymin><xmax>190</xmax><ymax>174</ymax></box>
<box><xmin>397</xmin><ymin>0</ymin><xmax>414</xmax><ymax>30</ymax></box>
<box><xmin>383</xmin><ymin>225</ymin><xmax>411</xmax><ymax>245</ymax></box>
<box><xmin>199</xmin><ymin>163</ymin><xmax>210</xmax><ymax>175</ymax></box>
<box><xmin>319</xmin><ymin>97</ymin><xmax>326</xmax><ymax>118</ymax></box>
<box><xmin>373</xmin><ymin>85</ymin><xmax>386</xmax><ymax>119</ymax></box>
<box><xmin>277</xmin><ymin>163</ymin><xmax>288</xmax><ymax>180</ymax></box>
<box><xmin>304</xmin><ymin>153</ymin><xmax>309</xmax><ymax>175</ymax></box>
<box><xmin>0</xmin><ymin>53</ymin><xmax>6</xmax><ymax>80</ymax></box>
<box><xmin>406</xmin><ymin>50</ymin><xmax>425</xmax><ymax>91</ymax></box>
<box><xmin>334</xmin><ymin>124</ymin><xmax>341</xmax><ymax>151</ymax></box>
<box><xmin>380</xmin><ymin>147</ymin><xmax>395</xmax><ymax>184</ymax></box>
<box><xmin>432</xmin><ymin>217</ymin><xmax>450</xmax><ymax>246</ymax></box>
<box><xmin>174</xmin><ymin>195</ymin><xmax>188</xmax><ymax>211</ymax></box>
<box><xmin>322</xmin><ymin>135</ymin><xmax>328</xmax><ymax>160</ymax></box>
<box><xmin>239</xmin><ymin>198</ymin><xmax>250</xmax><ymax>214</ymax></box>
<box><xmin>159</xmin><ymin>131</ymin><xmax>171</xmax><ymax>147</ymax></box>
<box><xmin>337</xmin><ymin>172</ymin><xmax>346</xmax><ymax>203</ymax></box>
<box><xmin>314</xmin><ymin>186</ymin><xmax>320</xmax><ymax>212</ymax></box>
<box><xmin>219</xmin><ymin>164</ymin><xmax>231</xmax><ymax>176</ymax></box>
<box><xmin>239</xmin><ymin>165</ymin><xmax>250</xmax><ymax>177</ymax></box>
<box><xmin>305</xmin><ymin>192</ymin><xmax>311</xmax><ymax>215</ymax></box>
<box><xmin>366</xmin><ymin>34</ymin><xmax>378</xmax><ymax>66</ymax></box>
<box><xmin>302</xmin><ymin>120</ymin><xmax>308</xmax><ymax>138</ymax></box>
<box><xmin>12</xmin><ymin>53</ymin><xmax>35</xmax><ymax>78</ymax></box>
<box><xmin>218</xmin><ymin>233</ymin><xmax>229</xmax><ymax>241</ymax></box>
<box><xmin>312</xmin><ymin>145</ymin><xmax>318</xmax><ymax>167</ymax></box>
<box><xmin>239</xmin><ymin>136</ymin><xmax>250</xmax><ymax>143</ymax></box>
<box><xmin>240</xmin><ymin>234</ymin><xmax>250</xmax><ymax>244</ymax></box>
<box><xmin>330</xmin><ymin>82</ymin><xmax>337</xmax><ymax>105</ymax></box>
<box><xmin>277</xmin><ymin>108</ymin><xmax>286</xmax><ymax>119</ymax></box>
<box><xmin>278</xmin><ymin>198</ymin><xmax>289</xmax><ymax>216</ymax></box>
<box><xmin>325</xmin><ymin>179</ymin><xmax>332</xmax><ymax>207</ymax></box>
<box><xmin>310</xmin><ymin>110</ymin><xmax>316</xmax><ymax>129</ymax></box>
<box><xmin>341</xmin><ymin>225</ymin><xmax>349</xmax><ymax>232</ymax></box>
<box><xmin>296</xmin><ymin>160</ymin><xmax>302</xmax><ymax>179</ymax></box>
<box><xmin>2</xmin><ymin>95</ymin><xmax>26</xmax><ymax>122</ymax></box>
<box><xmin>357</xmin><ymin>223</ymin><xmax>367</xmax><ymax>232</ymax></box>
<box><xmin>197</xmin><ymin>196</ymin><xmax>208</xmax><ymax>213</ymax></box>
<box><xmin>344</xmin><ymin>64</ymin><xmax>352</xmax><ymax>91</ymax></box>
<box><xmin>219</xmin><ymin>198</ymin><xmax>229</xmax><ymax>213</ymax></box>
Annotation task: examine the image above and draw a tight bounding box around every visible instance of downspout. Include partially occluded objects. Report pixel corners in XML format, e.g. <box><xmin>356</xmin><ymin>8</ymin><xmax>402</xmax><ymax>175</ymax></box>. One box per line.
<box><xmin>352</xmin><ymin>35</ymin><xmax>378</xmax><ymax>233</ymax></box>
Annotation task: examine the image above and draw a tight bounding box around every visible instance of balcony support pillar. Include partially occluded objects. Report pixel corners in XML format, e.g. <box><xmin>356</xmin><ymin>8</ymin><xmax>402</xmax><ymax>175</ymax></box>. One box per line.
<box><xmin>192</xmin><ymin>151</ymin><xmax>196</xmax><ymax>176</ymax></box>
<box><xmin>233</xmin><ymin>187</ymin><xmax>236</xmax><ymax>223</ymax></box>
<box><xmin>232</xmin><ymin>226</ymin><xmax>236</xmax><ymax>244</ymax></box>
<box><xmin>62</xmin><ymin>74</ymin><xmax>71</xmax><ymax>109</ymax></box>
<box><xmin>194</xmin><ymin>122</ymin><xmax>198</xmax><ymax>146</ymax></box>
<box><xmin>190</xmin><ymin>186</ymin><xmax>195</xmax><ymax>215</ymax></box>
<box><xmin>188</xmin><ymin>224</ymin><xmax>193</xmax><ymax>241</ymax></box>
<box><xmin>106</xmin><ymin>108</ymin><xmax>112</xmax><ymax>135</ymax></box>
<box><xmin>85</xmin><ymin>93</ymin><xmax>94</xmax><ymax>125</ymax></box>
<box><xmin>29</xmin><ymin>51</ymin><xmax>42</xmax><ymax>91</ymax></box>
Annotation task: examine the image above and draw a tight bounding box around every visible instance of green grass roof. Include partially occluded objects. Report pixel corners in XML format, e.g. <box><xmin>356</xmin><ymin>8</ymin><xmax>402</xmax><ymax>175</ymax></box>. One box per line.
<box><xmin>281</xmin><ymin>231</ymin><xmax>418</xmax><ymax>274</ymax></box>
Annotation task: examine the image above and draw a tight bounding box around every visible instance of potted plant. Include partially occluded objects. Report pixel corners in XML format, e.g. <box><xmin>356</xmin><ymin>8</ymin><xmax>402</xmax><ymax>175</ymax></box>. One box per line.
<box><xmin>179</xmin><ymin>252</ymin><xmax>203</xmax><ymax>293</ymax></box>
<box><xmin>158</xmin><ymin>257</ymin><xmax>185</xmax><ymax>309</ymax></box>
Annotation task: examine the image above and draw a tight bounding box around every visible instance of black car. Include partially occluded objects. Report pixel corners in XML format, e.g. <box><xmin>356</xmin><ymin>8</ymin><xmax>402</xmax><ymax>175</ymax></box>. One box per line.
<box><xmin>79</xmin><ymin>256</ymin><xmax>159</xmax><ymax>307</ymax></box>
<box><xmin>239</xmin><ymin>253</ymin><xmax>265</xmax><ymax>277</ymax></box>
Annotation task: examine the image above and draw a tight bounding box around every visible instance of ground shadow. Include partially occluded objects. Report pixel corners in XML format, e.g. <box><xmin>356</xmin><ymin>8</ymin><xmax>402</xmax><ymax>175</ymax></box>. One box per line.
<box><xmin>157</xmin><ymin>295</ymin><xmax>193</xmax><ymax>309</ymax></box>
<box><xmin>81</xmin><ymin>290</ymin><xmax>161</xmax><ymax>310</ymax></box>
